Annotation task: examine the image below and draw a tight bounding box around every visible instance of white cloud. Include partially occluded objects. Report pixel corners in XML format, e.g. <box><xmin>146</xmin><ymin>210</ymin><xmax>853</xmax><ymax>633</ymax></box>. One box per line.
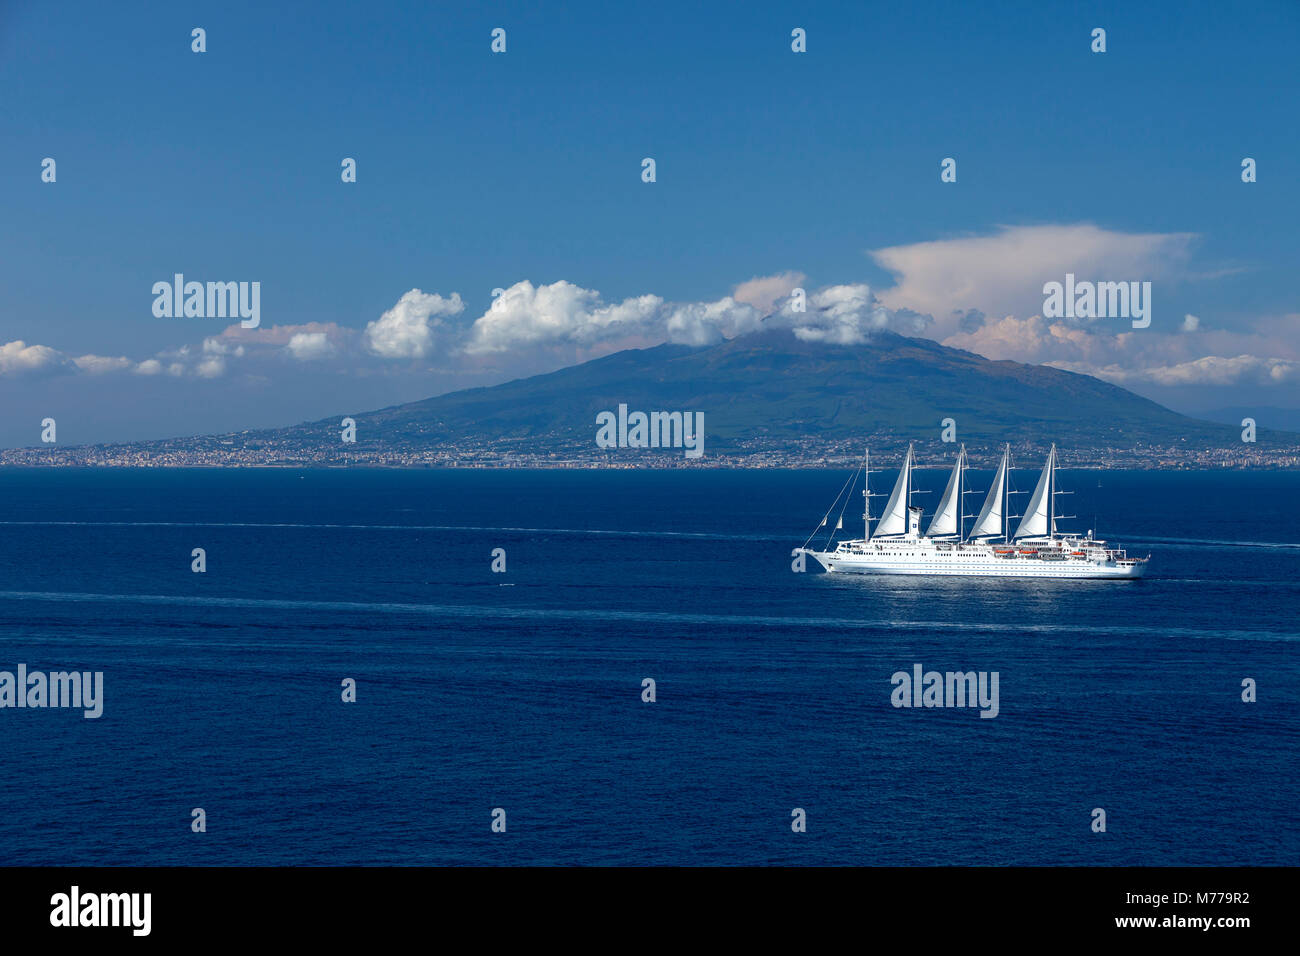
<box><xmin>73</xmin><ymin>354</ymin><xmax>132</xmax><ymax>374</ymax></box>
<box><xmin>463</xmin><ymin>280</ymin><xmax>664</xmax><ymax>354</ymax></box>
<box><xmin>364</xmin><ymin>289</ymin><xmax>465</xmax><ymax>358</ymax></box>
<box><xmin>732</xmin><ymin>271</ymin><xmax>806</xmax><ymax>313</ymax></box>
<box><xmin>0</xmin><ymin>340</ymin><xmax>69</xmax><ymax>376</ymax></box>
<box><xmin>941</xmin><ymin>311</ymin><xmax>1300</xmax><ymax>390</ymax></box>
<box><xmin>461</xmin><ymin>276</ymin><xmax>809</xmax><ymax>356</ymax></box>
<box><xmin>195</xmin><ymin>356</ymin><xmax>225</xmax><ymax>378</ymax></box>
<box><xmin>943</xmin><ymin>314</ymin><xmax>1106</xmax><ymax>365</ymax></box>
<box><xmin>217</xmin><ymin>321</ymin><xmax>345</xmax><ymax>348</ymax></box>
<box><xmin>1064</xmin><ymin>354</ymin><xmax>1298</xmax><ymax>387</ymax></box>
<box><xmin>664</xmin><ymin>296</ymin><xmax>763</xmax><ymax>345</ymax></box>
<box><xmin>136</xmin><ymin>336</ymin><xmax>245</xmax><ymax>379</ymax></box>
<box><xmin>871</xmin><ymin>224</ymin><xmax>1197</xmax><ymax>338</ymax></box>
<box><xmin>287</xmin><ymin>331</ymin><xmax>334</xmax><ymax>360</ymax></box>
<box><xmin>5</xmin><ymin>242</ymin><xmax>1294</xmax><ymax>404</ymax></box>
<box><xmin>767</xmin><ymin>284</ymin><xmax>925</xmax><ymax>344</ymax></box>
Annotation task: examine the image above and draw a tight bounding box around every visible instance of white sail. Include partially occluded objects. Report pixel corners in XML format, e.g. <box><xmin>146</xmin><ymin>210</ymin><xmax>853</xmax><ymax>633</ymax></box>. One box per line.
<box><xmin>873</xmin><ymin>444</ymin><xmax>913</xmax><ymax>537</ymax></box>
<box><xmin>925</xmin><ymin>446</ymin><xmax>964</xmax><ymax>538</ymax></box>
<box><xmin>1014</xmin><ymin>445</ymin><xmax>1056</xmax><ymax>539</ymax></box>
<box><xmin>969</xmin><ymin>446</ymin><xmax>1007</xmax><ymax>539</ymax></box>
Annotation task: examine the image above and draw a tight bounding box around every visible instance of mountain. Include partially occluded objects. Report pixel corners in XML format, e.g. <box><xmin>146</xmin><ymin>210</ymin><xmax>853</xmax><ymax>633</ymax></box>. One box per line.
<box><xmin>8</xmin><ymin>329</ymin><xmax>1296</xmax><ymax>467</ymax></box>
<box><xmin>277</xmin><ymin>329</ymin><xmax>1263</xmax><ymax>451</ymax></box>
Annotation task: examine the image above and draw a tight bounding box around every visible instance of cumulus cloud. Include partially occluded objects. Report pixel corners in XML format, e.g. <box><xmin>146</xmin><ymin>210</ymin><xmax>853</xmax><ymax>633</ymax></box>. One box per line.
<box><xmin>73</xmin><ymin>354</ymin><xmax>133</xmax><ymax>374</ymax></box>
<box><xmin>364</xmin><ymin>289</ymin><xmax>464</xmax><ymax>358</ymax></box>
<box><xmin>460</xmin><ymin>278</ymin><xmax>786</xmax><ymax>356</ymax></box>
<box><xmin>0</xmin><ymin>340</ymin><xmax>70</xmax><ymax>376</ymax></box>
<box><xmin>870</xmin><ymin>224</ymin><xmax>1198</xmax><ymax>338</ymax></box>
<box><xmin>0</xmin><ymin>271</ymin><xmax>947</xmax><ymax>384</ymax></box>
<box><xmin>136</xmin><ymin>323</ymin><xmax>352</xmax><ymax>377</ymax></box>
<box><xmin>944</xmin><ymin>312</ymin><xmax>1298</xmax><ymax>389</ymax></box>
<box><xmin>1060</xmin><ymin>355</ymin><xmax>1298</xmax><ymax>387</ymax></box>
<box><xmin>463</xmin><ymin>280</ymin><xmax>664</xmax><ymax>354</ymax></box>
<box><xmin>664</xmin><ymin>296</ymin><xmax>763</xmax><ymax>345</ymax></box>
<box><xmin>732</xmin><ymin>271</ymin><xmax>806</xmax><ymax>313</ymax></box>
<box><xmin>455</xmin><ymin>276</ymin><xmax>922</xmax><ymax>357</ymax></box>
<box><xmin>195</xmin><ymin>339</ymin><xmax>230</xmax><ymax>378</ymax></box>
<box><xmin>863</xmin><ymin>225</ymin><xmax>1294</xmax><ymax>389</ymax></box>
<box><xmin>194</xmin><ymin>320</ymin><xmax>350</xmax><ymax>364</ymax></box>
<box><xmin>943</xmin><ymin>314</ymin><xmax>1108</xmax><ymax>365</ymax></box>
<box><xmin>150</xmin><ymin>337</ymin><xmax>245</xmax><ymax>379</ymax></box>
<box><xmin>287</xmin><ymin>331</ymin><xmax>334</xmax><ymax>360</ymax></box>
<box><xmin>5</xmin><ymin>244</ymin><xmax>1295</xmax><ymax>403</ymax></box>
<box><xmin>195</xmin><ymin>356</ymin><xmax>225</xmax><ymax>378</ymax></box>
<box><xmin>216</xmin><ymin>321</ymin><xmax>346</xmax><ymax>348</ymax></box>
<box><xmin>1</xmin><ymin>333</ymin><xmax>284</xmax><ymax>381</ymax></box>
<box><xmin>766</xmin><ymin>284</ymin><xmax>927</xmax><ymax>344</ymax></box>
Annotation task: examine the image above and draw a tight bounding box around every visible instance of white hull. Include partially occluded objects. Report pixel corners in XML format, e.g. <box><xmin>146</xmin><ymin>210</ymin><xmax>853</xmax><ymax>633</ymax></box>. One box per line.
<box><xmin>803</xmin><ymin>546</ymin><xmax>1146</xmax><ymax>579</ymax></box>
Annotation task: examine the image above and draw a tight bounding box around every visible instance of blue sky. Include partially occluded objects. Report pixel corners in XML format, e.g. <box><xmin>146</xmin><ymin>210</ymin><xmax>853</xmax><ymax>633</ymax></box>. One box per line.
<box><xmin>1</xmin><ymin>0</ymin><xmax>1297</xmax><ymax>445</ymax></box>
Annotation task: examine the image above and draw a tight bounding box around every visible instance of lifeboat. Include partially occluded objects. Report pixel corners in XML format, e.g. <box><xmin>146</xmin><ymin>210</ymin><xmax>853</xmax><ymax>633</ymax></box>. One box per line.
<box><xmin>1071</xmin><ymin>551</ymin><xmax>1085</xmax><ymax>556</ymax></box>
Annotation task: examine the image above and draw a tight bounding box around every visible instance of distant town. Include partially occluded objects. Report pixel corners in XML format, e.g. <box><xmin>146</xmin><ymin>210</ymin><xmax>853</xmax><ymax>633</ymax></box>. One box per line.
<box><xmin>1</xmin><ymin>431</ymin><xmax>1297</xmax><ymax>469</ymax></box>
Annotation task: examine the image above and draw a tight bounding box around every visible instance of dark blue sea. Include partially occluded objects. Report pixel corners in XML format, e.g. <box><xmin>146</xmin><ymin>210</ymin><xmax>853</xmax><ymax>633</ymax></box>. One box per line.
<box><xmin>0</xmin><ymin>468</ymin><xmax>1295</xmax><ymax>866</ymax></box>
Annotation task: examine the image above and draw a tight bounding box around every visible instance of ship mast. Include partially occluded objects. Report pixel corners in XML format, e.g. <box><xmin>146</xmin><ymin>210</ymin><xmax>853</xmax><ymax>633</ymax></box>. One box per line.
<box><xmin>905</xmin><ymin>442</ymin><xmax>929</xmax><ymax>532</ymax></box>
<box><xmin>863</xmin><ymin>448</ymin><xmax>871</xmax><ymax>541</ymax></box>
<box><xmin>1003</xmin><ymin>443</ymin><xmax>1012</xmax><ymax>544</ymax></box>
<box><xmin>1048</xmin><ymin>444</ymin><xmax>1055</xmax><ymax>540</ymax></box>
<box><xmin>1049</xmin><ymin>444</ymin><xmax>1076</xmax><ymax>537</ymax></box>
<box><xmin>958</xmin><ymin>444</ymin><xmax>965</xmax><ymax>542</ymax></box>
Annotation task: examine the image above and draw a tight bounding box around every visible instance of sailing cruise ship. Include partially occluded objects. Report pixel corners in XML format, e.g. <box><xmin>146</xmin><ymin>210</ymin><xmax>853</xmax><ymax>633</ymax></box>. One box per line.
<box><xmin>796</xmin><ymin>443</ymin><xmax>1149</xmax><ymax>579</ymax></box>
